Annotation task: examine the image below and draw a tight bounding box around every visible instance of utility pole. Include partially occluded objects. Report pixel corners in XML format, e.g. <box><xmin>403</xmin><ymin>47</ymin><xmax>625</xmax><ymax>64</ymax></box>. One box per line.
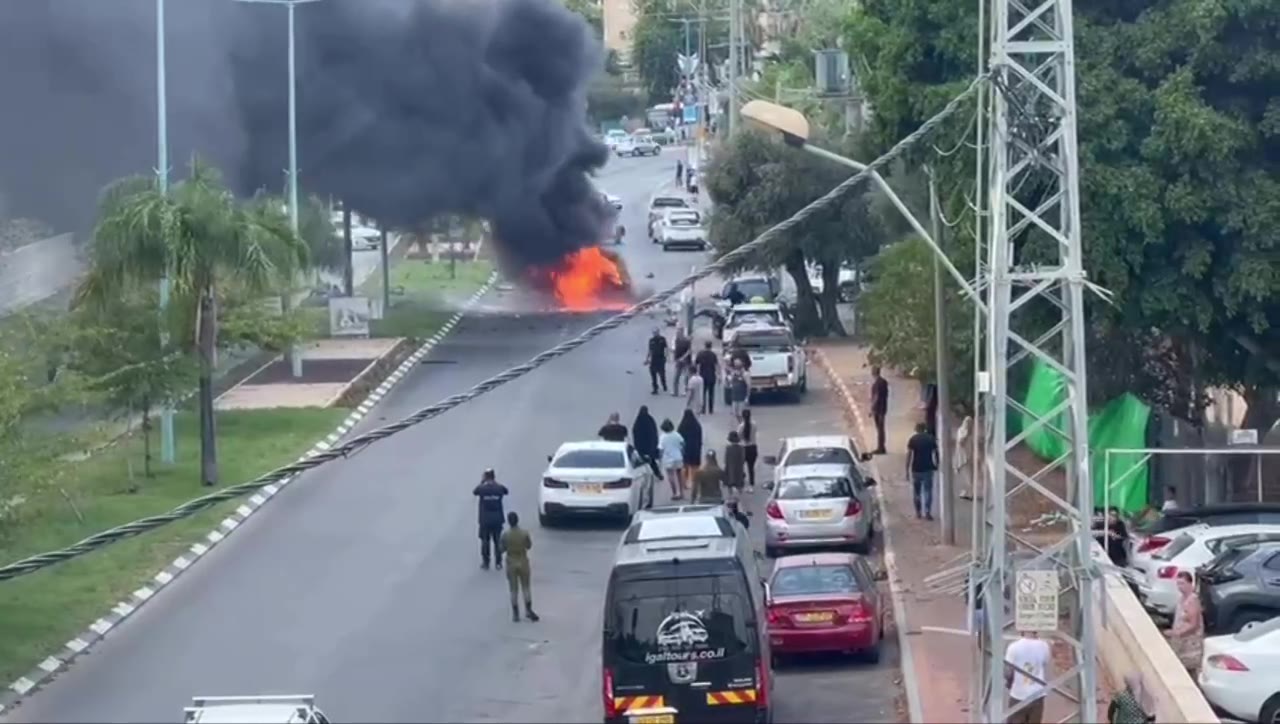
<box><xmin>976</xmin><ymin>0</ymin><xmax>1097</xmax><ymax>720</ymax></box>
<box><xmin>155</xmin><ymin>0</ymin><xmax>175</xmax><ymax>465</ymax></box>
<box><xmin>342</xmin><ymin>207</ymin><xmax>354</xmax><ymax>297</ymax></box>
<box><xmin>379</xmin><ymin>226</ymin><xmax>391</xmax><ymax>314</ymax></box>
<box><xmin>929</xmin><ymin>168</ymin><xmax>954</xmax><ymax>546</ymax></box>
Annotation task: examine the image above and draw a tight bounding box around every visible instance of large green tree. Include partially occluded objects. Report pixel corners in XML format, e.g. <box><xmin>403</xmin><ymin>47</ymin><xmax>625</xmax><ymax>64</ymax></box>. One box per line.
<box><xmin>77</xmin><ymin>160</ymin><xmax>308</xmax><ymax>487</ymax></box>
<box><xmin>844</xmin><ymin>0</ymin><xmax>1280</xmax><ymax>439</ymax></box>
<box><xmin>704</xmin><ymin>130</ymin><xmax>888</xmax><ymax>336</ymax></box>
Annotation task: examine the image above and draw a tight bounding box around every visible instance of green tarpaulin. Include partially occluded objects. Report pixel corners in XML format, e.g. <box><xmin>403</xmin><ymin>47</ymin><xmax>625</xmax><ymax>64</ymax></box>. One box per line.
<box><xmin>1018</xmin><ymin>360</ymin><xmax>1151</xmax><ymax>513</ymax></box>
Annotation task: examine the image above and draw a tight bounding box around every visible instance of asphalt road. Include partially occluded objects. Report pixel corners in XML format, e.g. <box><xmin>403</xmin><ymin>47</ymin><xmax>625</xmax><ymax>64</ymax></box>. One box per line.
<box><xmin>8</xmin><ymin>150</ymin><xmax>900</xmax><ymax>723</ymax></box>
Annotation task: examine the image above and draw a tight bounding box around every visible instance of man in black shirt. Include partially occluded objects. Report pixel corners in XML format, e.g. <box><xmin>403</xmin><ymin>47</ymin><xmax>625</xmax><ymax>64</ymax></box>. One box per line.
<box><xmin>473</xmin><ymin>469</ymin><xmax>510</xmax><ymax>569</ymax></box>
<box><xmin>694</xmin><ymin>341</ymin><xmax>720</xmax><ymax>414</ymax></box>
<box><xmin>598</xmin><ymin>412</ymin><xmax>629</xmax><ymax>442</ymax></box>
<box><xmin>905</xmin><ymin>422</ymin><xmax>939</xmax><ymax>520</ymax></box>
<box><xmin>870</xmin><ymin>366</ymin><xmax>889</xmax><ymax>454</ymax></box>
<box><xmin>726</xmin><ymin>283</ymin><xmax>746</xmax><ymax>307</ymax></box>
<box><xmin>645</xmin><ymin>328</ymin><xmax>669</xmax><ymax>394</ymax></box>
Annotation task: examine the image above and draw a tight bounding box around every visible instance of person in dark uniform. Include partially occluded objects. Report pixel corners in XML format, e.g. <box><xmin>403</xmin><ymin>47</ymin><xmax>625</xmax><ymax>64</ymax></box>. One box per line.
<box><xmin>870</xmin><ymin>366</ymin><xmax>889</xmax><ymax>454</ymax></box>
<box><xmin>672</xmin><ymin>329</ymin><xmax>693</xmax><ymax>396</ymax></box>
<box><xmin>598</xmin><ymin>412</ymin><xmax>629</xmax><ymax>442</ymax></box>
<box><xmin>473</xmin><ymin>469</ymin><xmax>509</xmax><ymax>570</ymax></box>
<box><xmin>644</xmin><ymin>328</ymin><xmax>669</xmax><ymax>394</ymax></box>
<box><xmin>499</xmin><ymin>511</ymin><xmax>540</xmax><ymax>622</ymax></box>
<box><xmin>726</xmin><ymin>283</ymin><xmax>747</xmax><ymax>307</ymax></box>
<box><xmin>676</xmin><ymin>160</ymin><xmax>684</xmax><ymax>186</ymax></box>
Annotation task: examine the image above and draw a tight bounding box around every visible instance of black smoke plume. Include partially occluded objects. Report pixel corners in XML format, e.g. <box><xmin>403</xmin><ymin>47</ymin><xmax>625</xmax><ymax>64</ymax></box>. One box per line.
<box><xmin>0</xmin><ymin>0</ymin><xmax>610</xmax><ymax>268</ymax></box>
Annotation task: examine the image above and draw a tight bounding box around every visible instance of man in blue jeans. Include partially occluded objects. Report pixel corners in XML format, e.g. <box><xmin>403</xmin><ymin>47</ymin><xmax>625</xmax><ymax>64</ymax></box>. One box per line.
<box><xmin>905</xmin><ymin>422</ymin><xmax>939</xmax><ymax>520</ymax></box>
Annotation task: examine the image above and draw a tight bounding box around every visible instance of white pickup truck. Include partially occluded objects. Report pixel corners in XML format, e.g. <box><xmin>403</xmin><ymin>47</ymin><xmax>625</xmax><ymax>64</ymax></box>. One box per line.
<box><xmin>726</xmin><ymin>324</ymin><xmax>807</xmax><ymax>400</ymax></box>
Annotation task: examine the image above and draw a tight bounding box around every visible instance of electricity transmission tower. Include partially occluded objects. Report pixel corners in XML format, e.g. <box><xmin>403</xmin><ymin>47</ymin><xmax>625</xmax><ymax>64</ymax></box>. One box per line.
<box><xmin>974</xmin><ymin>0</ymin><xmax>1100</xmax><ymax>719</ymax></box>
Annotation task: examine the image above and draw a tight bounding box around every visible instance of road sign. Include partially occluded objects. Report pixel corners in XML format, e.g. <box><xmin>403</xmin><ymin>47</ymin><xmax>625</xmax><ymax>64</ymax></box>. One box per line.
<box><xmin>1015</xmin><ymin>570</ymin><xmax>1059</xmax><ymax>631</ymax></box>
<box><xmin>683</xmin><ymin>104</ymin><xmax>699</xmax><ymax>123</ymax></box>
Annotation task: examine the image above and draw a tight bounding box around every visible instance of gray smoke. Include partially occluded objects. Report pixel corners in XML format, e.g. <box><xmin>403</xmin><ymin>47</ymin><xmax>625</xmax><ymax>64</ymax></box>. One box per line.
<box><xmin>0</xmin><ymin>0</ymin><xmax>610</xmax><ymax>267</ymax></box>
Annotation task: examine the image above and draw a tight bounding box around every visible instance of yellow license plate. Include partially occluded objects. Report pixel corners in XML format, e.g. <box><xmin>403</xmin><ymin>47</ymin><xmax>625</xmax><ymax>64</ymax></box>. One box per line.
<box><xmin>799</xmin><ymin>509</ymin><xmax>830</xmax><ymax>519</ymax></box>
<box><xmin>576</xmin><ymin>484</ymin><xmax>603</xmax><ymax>494</ymax></box>
<box><xmin>633</xmin><ymin>717</ymin><xmax>674</xmax><ymax>724</ymax></box>
<box><xmin>796</xmin><ymin>611</ymin><xmax>835</xmax><ymax>623</ymax></box>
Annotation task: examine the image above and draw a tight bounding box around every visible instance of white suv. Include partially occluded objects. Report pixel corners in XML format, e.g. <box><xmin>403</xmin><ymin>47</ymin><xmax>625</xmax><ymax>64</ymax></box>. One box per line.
<box><xmin>539</xmin><ymin>441</ymin><xmax>656</xmax><ymax>526</ymax></box>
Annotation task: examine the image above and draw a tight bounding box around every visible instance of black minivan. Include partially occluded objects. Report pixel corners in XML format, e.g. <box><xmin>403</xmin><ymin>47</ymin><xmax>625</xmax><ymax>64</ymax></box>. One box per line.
<box><xmin>603</xmin><ymin>512</ymin><xmax>772</xmax><ymax>724</ymax></box>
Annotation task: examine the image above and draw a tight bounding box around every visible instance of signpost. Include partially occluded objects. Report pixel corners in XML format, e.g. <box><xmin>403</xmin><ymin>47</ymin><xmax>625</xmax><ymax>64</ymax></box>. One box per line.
<box><xmin>1014</xmin><ymin>570</ymin><xmax>1059</xmax><ymax>632</ymax></box>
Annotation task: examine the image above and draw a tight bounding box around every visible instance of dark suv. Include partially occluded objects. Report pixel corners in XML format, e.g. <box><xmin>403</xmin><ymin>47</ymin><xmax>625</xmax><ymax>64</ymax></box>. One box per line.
<box><xmin>1197</xmin><ymin>539</ymin><xmax>1280</xmax><ymax>634</ymax></box>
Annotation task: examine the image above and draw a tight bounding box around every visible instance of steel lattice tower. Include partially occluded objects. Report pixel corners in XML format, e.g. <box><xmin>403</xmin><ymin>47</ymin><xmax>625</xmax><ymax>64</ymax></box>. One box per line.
<box><xmin>974</xmin><ymin>0</ymin><xmax>1099</xmax><ymax>720</ymax></box>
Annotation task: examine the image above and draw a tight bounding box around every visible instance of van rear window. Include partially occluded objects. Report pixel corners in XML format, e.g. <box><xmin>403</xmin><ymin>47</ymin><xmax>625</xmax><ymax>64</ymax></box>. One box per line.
<box><xmin>606</xmin><ymin>575</ymin><xmax>753</xmax><ymax>666</ymax></box>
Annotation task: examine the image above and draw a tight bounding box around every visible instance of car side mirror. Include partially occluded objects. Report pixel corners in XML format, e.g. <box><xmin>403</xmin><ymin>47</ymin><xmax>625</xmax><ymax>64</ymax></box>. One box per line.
<box><xmin>710</xmin><ymin>292</ymin><xmax>723</xmax><ymax>300</ymax></box>
<box><xmin>873</xmin><ymin>568</ymin><xmax>888</xmax><ymax>582</ymax></box>
<box><xmin>762</xmin><ymin>581</ymin><xmax>771</xmax><ymax>602</ymax></box>
<box><xmin>861</xmin><ymin>452</ymin><xmax>873</xmax><ymax>462</ymax></box>
<box><xmin>763</xmin><ymin>455</ymin><xmax>778</xmax><ymax>465</ymax></box>
<box><xmin>864</xmin><ymin>477</ymin><xmax>878</xmax><ymax>487</ymax></box>
<box><xmin>547</xmin><ymin>454</ymin><xmax>553</xmax><ymax>463</ymax></box>
<box><xmin>763</xmin><ymin>481</ymin><xmax>775</xmax><ymax>491</ymax></box>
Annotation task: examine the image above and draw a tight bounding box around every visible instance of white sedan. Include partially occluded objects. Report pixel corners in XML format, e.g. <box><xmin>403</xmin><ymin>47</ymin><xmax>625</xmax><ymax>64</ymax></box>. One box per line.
<box><xmin>1131</xmin><ymin>524</ymin><xmax>1280</xmax><ymax>615</ymax></box>
<box><xmin>538</xmin><ymin>441</ymin><xmax>655</xmax><ymax>527</ymax></box>
<box><xmin>1199</xmin><ymin>616</ymin><xmax>1280</xmax><ymax>723</ymax></box>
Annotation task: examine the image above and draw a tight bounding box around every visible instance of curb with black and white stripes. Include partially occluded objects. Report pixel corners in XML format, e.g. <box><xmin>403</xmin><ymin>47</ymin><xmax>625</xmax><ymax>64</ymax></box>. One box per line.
<box><xmin>0</xmin><ymin>273</ymin><xmax>498</xmax><ymax>716</ymax></box>
<box><xmin>810</xmin><ymin>346</ymin><xmax>925</xmax><ymax>724</ymax></box>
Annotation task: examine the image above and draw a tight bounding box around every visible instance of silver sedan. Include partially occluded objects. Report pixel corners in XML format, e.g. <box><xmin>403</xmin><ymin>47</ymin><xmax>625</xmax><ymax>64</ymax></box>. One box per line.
<box><xmin>764</xmin><ymin>473</ymin><xmax>877</xmax><ymax>556</ymax></box>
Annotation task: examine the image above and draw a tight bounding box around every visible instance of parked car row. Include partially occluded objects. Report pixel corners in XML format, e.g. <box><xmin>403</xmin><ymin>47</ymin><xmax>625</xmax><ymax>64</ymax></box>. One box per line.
<box><xmin>1123</xmin><ymin>502</ymin><xmax>1280</xmax><ymax>723</ymax></box>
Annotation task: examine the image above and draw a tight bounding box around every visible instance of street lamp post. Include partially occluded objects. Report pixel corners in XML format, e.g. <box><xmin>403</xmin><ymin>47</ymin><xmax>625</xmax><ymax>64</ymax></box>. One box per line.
<box><xmin>740</xmin><ymin>100</ymin><xmax>979</xmax><ymax>545</ymax></box>
<box><xmin>235</xmin><ymin>0</ymin><xmax>322</xmax><ymax>378</ymax></box>
<box><xmin>156</xmin><ymin>0</ymin><xmax>175</xmax><ymax>464</ymax></box>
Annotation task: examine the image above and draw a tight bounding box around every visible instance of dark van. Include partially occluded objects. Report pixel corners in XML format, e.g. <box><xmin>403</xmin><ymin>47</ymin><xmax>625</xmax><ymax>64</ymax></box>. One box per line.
<box><xmin>602</xmin><ymin>512</ymin><xmax>772</xmax><ymax>724</ymax></box>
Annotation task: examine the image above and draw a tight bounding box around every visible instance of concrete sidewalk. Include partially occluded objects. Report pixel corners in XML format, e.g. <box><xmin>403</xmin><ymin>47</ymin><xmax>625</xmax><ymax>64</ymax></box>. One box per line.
<box><xmin>812</xmin><ymin>340</ymin><xmax>1096</xmax><ymax>723</ymax></box>
<box><xmin>215</xmin><ymin>338</ymin><xmax>404</xmax><ymax>410</ymax></box>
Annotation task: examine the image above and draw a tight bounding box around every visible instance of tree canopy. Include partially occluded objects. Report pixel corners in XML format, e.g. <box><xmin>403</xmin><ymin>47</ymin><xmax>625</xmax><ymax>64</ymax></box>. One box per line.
<box><xmin>843</xmin><ymin>0</ymin><xmax>1280</xmax><ymax>432</ymax></box>
<box><xmin>704</xmin><ymin>130</ymin><xmax>888</xmax><ymax>336</ymax></box>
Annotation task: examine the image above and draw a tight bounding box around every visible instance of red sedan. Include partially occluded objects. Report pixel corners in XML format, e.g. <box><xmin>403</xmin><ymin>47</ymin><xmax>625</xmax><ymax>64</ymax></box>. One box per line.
<box><xmin>765</xmin><ymin>552</ymin><xmax>885</xmax><ymax>664</ymax></box>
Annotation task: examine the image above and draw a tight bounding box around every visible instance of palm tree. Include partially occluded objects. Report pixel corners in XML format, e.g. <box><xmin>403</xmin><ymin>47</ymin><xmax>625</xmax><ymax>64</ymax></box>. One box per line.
<box><xmin>77</xmin><ymin>158</ymin><xmax>308</xmax><ymax>486</ymax></box>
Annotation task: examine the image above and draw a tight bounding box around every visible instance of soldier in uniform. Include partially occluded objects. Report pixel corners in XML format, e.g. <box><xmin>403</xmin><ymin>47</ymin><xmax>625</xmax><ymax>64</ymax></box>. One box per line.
<box><xmin>473</xmin><ymin>468</ymin><xmax>509</xmax><ymax>570</ymax></box>
<box><xmin>499</xmin><ymin>511</ymin><xmax>540</xmax><ymax>622</ymax></box>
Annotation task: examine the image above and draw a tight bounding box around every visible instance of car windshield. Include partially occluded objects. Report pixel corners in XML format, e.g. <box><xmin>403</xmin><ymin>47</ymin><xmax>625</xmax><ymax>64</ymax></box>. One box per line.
<box><xmin>553</xmin><ymin>449</ymin><xmax>626</xmax><ymax>469</ymax></box>
<box><xmin>736</xmin><ymin>331</ymin><xmax>793</xmax><ymax>349</ymax></box>
<box><xmin>783</xmin><ymin>447</ymin><xmax>854</xmax><ymax>466</ymax></box>
<box><xmin>729</xmin><ymin>311</ymin><xmax>781</xmax><ymax>327</ymax></box>
<box><xmin>776</xmin><ymin>477</ymin><xmax>853</xmax><ymax>500</ymax></box>
<box><xmin>653</xmin><ymin>197</ymin><xmax>688</xmax><ymax>208</ymax></box>
<box><xmin>729</xmin><ymin>279</ymin><xmax>772</xmax><ymax>299</ymax></box>
<box><xmin>771</xmin><ymin>564</ymin><xmax>860</xmax><ymax>596</ymax></box>
<box><xmin>606</xmin><ymin>575</ymin><xmax>752</xmax><ymax>665</ymax></box>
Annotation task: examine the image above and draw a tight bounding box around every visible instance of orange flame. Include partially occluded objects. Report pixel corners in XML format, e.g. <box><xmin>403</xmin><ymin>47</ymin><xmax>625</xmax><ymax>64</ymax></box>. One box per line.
<box><xmin>541</xmin><ymin>246</ymin><xmax>628</xmax><ymax>311</ymax></box>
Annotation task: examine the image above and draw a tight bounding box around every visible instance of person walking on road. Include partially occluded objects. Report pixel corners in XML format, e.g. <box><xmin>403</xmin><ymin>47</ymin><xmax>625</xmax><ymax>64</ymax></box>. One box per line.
<box><xmin>676</xmin><ymin>159</ymin><xmax>684</xmax><ymax>186</ymax></box>
<box><xmin>727</xmin><ymin>360</ymin><xmax>750</xmax><ymax>421</ymax></box>
<box><xmin>473</xmin><ymin>469</ymin><xmax>509</xmax><ymax>570</ymax></box>
<box><xmin>672</xmin><ymin>329</ymin><xmax>693</xmax><ymax>396</ymax></box>
<box><xmin>658</xmin><ymin>418</ymin><xmax>685</xmax><ymax>499</ymax></box>
<box><xmin>692</xmin><ymin>450</ymin><xmax>726</xmax><ymax>503</ymax></box>
<box><xmin>598</xmin><ymin>412</ymin><xmax>629</xmax><ymax>442</ymax></box>
<box><xmin>740</xmin><ymin>410</ymin><xmax>759</xmax><ymax>492</ymax></box>
<box><xmin>694</xmin><ymin>341</ymin><xmax>719</xmax><ymax>414</ymax></box>
<box><xmin>684</xmin><ymin>370</ymin><xmax>704</xmax><ymax>412</ymax></box>
<box><xmin>905</xmin><ymin>422</ymin><xmax>939</xmax><ymax>520</ymax></box>
<box><xmin>871</xmin><ymin>366</ymin><xmax>889</xmax><ymax>454</ymax></box>
<box><xmin>1004</xmin><ymin>630</ymin><xmax>1051</xmax><ymax>724</ymax></box>
<box><xmin>677</xmin><ymin>409</ymin><xmax>703</xmax><ymax>493</ymax></box>
<box><xmin>645</xmin><ymin>328</ymin><xmax>669</xmax><ymax>394</ymax></box>
<box><xmin>632</xmin><ymin>406</ymin><xmax>662</xmax><ymax>478</ymax></box>
<box><xmin>723</xmin><ymin>431</ymin><xmax>746</xmax><ymax>503</ymax></box>
<box><xmin>499</xmin><ymin>511</ymin><xmax>539</xmax><ymax>623</ymax></box>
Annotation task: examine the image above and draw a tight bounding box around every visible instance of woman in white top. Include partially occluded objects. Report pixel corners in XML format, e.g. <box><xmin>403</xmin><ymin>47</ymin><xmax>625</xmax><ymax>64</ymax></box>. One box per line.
<box><xmin>658</xmin><ymin>418</ymin><xmax>686</xmax><ymax>500</ymax></box>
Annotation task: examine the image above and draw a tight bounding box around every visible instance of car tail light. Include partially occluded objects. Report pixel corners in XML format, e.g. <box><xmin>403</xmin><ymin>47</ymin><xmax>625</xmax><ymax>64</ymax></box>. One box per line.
<box><xmin>787</xmin><ymin>355</ymin><xmax>795</xmax><ymax>373</ymax></box>
<box><xmin>602</xmin><ymin>667</ymin><xmax>617</xmax><ymax>717</ymax></box>
<box><xmin>1207</xmin><ymin>654</ymin><xmax>1250</xmax><ymax>672</ymax></box>
<box><xmin>755</xmin><ymin>657</ymin><xmax>769</xmax><ymax>710</ymax></box>
<box><xmin>766</xmin><ymin>606</ymin><xmax>790</xmax><ymax>628</ymax></box>
<box><xmin>845</xmin><ymin>499</ymin><xmax>862</xmax><ymax>517</ymax></box>
<box><xmin>766</xmin><ymin>501</ymin><xmax>784</xmax><ymax>519</ymax></box>
<box><xmin>603</xmin><ymin>478</ymin><xmax>633</xmax><ymax>489</ymax></box>
<box><xmin>1156</xmin><ymin>566</ymin><xmax>1179</xmax><ymax>579</ymax></box>
<box><xmin>542</xmin><ymin>478</ymin><xmax>569</xmax><ymax>489</ymax></box>
<box><xmin>1137</xmin><ymin>536</ymin><xmax>1170</xmax><ymax>554</ymax></box>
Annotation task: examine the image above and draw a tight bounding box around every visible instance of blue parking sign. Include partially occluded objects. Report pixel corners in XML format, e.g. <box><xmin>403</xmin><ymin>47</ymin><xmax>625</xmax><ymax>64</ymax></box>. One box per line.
<box><xmin>682</xmin><ymin>104</ymin><xmax>699</xmax><ymax>123</ymax></box>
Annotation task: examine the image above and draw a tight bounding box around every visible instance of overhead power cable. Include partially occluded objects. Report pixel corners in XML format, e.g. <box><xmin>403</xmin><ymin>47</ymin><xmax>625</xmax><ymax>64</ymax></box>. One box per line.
<box><xmin>0</xmin><ymin>72</ymin><xmax>992</xmax><ymax>584</ymax></box>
